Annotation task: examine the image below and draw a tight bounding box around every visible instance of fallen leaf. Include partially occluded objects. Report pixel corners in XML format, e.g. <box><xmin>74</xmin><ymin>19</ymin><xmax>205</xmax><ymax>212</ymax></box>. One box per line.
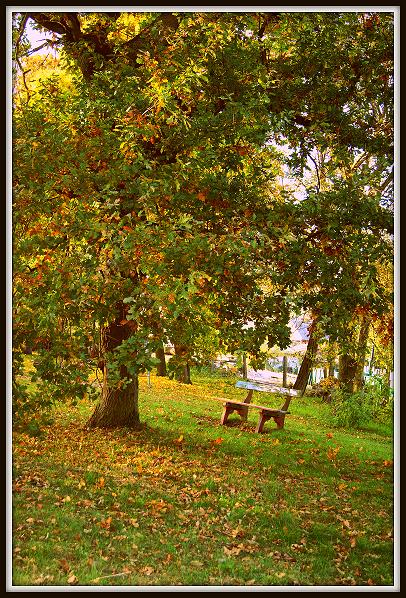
<box><xmin>327</xmin><ymin>446</ymin><xmax>341</xmax><ymax>461</ymax></box>
<box><xmin>211</xmin><ymin>437</ymin><xmax>224</xmax><ymax>445</ymax></box>
<box><xmin>59</xmin><ymin>558</ymin><xmax>70</xmax><ymax>573</ymax></box>
<box><xmin>142</xmin><ymin>566</ymin><xmax>154</xmax><ymax>576</ymax></box>
<box><xmin>100</xmin><ymin>516</ymin><xmax>112</xmax><ymax>530</ymax></box>
<box><xmin>67</xmin><ymin>574</ymin><xmax>78</xmax><ymax>585</ymax></box>
<box><xmin>174</xmin><ymin>435</ymin><xmax>184</xmax><ymax>445</ymax></box>
<box><xmin>275</xmin><ymin>572</ymin><xmax>286</xmax><ymax>578</ymax></box>
<box><xmin>223</xmin><ymin>546</ymin><xmax>241</xmax><ymax>556</ymax></box>
<box><xmin>326</xmin><ymin>433</ymin><xmax>334</xmax><ymax>438</ymax></box>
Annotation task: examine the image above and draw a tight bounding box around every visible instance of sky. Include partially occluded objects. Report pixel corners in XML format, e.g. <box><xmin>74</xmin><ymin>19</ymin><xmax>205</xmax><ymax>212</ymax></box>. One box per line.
<box><xmin>24</xmin><ymin>17</ymin><xmax>58</xmax><ymax>57</ymax></box>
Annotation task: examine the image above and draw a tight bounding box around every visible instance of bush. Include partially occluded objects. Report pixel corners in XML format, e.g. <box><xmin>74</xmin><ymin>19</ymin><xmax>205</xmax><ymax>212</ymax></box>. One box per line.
<box><xmin>307</xmin><ymin>376</ymin><xmax>340</xmax><ymax>402</ymax></box>
<box><xmin>330</xmin><ymin>380</ymin><xmax>394</xmax><ymax>429</ymax></box>
<box><xmin>330</xmin><ymin>390</ymin><xmax>370</xmax><ymax>428</ymax></box>
<box><xmin>12</xmin><ymin>380</ymin><xmax>54</xmax><ymax>436</ymax></box>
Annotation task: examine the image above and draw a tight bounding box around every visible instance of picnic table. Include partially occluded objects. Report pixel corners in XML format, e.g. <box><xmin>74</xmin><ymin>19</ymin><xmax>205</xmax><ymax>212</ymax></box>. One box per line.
<box><xmin>215</xmin><ymin>379</ymin><xmax>298</xmax><ymax>433</ymax></box>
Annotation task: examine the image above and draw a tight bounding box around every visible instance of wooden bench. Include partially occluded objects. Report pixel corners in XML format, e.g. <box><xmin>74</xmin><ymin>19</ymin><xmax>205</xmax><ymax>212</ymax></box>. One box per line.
<box><xmin>214</xmin><ymin>379</ymin><xmax>298</xmax><ymax>433</ymax></box>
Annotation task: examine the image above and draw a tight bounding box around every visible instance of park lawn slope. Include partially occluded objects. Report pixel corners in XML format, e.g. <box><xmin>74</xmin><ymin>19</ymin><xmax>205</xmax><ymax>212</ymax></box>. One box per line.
<box><xmin>12</xmin><ymin>371</ymin><xmax>394</xmax><ymax>587</ymax></box>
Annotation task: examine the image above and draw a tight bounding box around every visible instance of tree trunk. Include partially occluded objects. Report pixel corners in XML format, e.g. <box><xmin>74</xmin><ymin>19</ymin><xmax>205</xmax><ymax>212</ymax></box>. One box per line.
<box><xmin>338</xmin><ymin>354</ymin><xmax>358</xmax><ymax>393</ymax></box>
<box><xmin>328</xmin><ymin>361</ymin><xmax>335</xmax><ymax>377</ymax></box>
<box><xmin>87</xmin><ymin>302</ymin><xmax>141</xmax><ymax>428</ymax></box>
<box><xmin>339</xmin><ymin>315</ymin><xmax>371</xmax><ymax>393</ymax></box>
<box><xmin>282</xmin><ymin>355</ymin><xmax>288</xmax><ymax>387</ymax></box>
<box><xmin>242</xmin><ymin>353</ymin><xmax>248</xmax><ymax>380</ymax></box>
<box><xmin>293</xmin><ymin>335</ymin><xmax>318</xmax><ymax>394</ymax></box>
<box><xmin>354</xmin><ymin>316</ymin><xmax>370</xmax><ymax>390</ymax></box>
<box><xmin>156</xmin><ymin>343</ymin><xmax>167</xmax><ymax>377</ymax></box>
<box><xmin>174</xmin><ymin>343</ymin><xmax>192</xmax><ymax>384</ymax></box>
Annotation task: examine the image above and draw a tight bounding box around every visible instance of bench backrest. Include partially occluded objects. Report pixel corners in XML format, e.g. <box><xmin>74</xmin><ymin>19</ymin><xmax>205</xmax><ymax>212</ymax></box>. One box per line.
<box><xmin>235</xmin><ymin>380</ymin><xmax>298</xmax><ymax>396</ymax></box>
<box><xmin>236</xmin><ymin>379</ymin><xmax>297</xmax><ymax>412</ymax></box>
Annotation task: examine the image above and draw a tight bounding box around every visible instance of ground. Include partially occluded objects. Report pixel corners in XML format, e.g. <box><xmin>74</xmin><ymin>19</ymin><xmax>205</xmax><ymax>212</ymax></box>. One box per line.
<box><xmin>11</xmin><ymin>370</ymin><xmax>395</xmax><ymax>588</ymax></box>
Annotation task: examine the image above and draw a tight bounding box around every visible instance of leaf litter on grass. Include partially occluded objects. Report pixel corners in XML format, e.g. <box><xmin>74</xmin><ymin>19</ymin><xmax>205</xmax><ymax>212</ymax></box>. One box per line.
<box><xmin>12</xmin><ymin>371</ymin><xmax>394</xmax><ymax>587</ymax></box>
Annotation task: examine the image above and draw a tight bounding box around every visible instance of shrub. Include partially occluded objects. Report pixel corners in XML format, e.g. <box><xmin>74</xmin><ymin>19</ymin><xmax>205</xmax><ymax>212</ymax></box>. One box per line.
<box><xmin>330</xmin><ymin>390</ymin><xmax>370</xmax><ymax>428</ymax></box>
<box><xmin>307</xmin><ymin>376</ymin><xmax>340</xmax><ymax>402</ymax></box>
<box><xmin>330</xmin><ymin>380</ymin><xmax>394</xmax><ymax>429</ymax></box>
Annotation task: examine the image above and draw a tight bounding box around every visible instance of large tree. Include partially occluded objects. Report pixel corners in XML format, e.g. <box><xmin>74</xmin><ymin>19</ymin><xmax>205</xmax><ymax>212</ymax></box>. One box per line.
<box><xmin>13</xmin><ymin>12</ymin><xmax>291</xmax><ymax>428</ymax></box>
<box><xmin>12</xmin><ymin>11</ymin><xmax>394</xmax><ymax>428</ymax></box>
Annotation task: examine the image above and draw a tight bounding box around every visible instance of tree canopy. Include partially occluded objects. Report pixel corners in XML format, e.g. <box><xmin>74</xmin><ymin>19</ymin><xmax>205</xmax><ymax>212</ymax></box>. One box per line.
<box><xmin>12</xmin><ymin>10</ymin><xmax>394</xmax><ymax>427</ymax></box>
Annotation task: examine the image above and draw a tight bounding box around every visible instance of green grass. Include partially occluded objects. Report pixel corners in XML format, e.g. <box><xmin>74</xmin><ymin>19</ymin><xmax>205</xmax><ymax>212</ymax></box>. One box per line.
<box><xmin>11</xmin><ymin>369</ymin><xmax>394</xmax><ymax>587</ymax></box>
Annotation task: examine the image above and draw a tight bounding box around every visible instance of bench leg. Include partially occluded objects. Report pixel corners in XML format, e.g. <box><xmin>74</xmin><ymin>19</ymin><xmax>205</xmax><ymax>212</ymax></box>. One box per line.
<box><xmin>273</xmin><ymin>415</ymin><xmax>285</xmax><ymax>429</ymax></box>
<box><xmin>221</xmin><ymin>404</ymin><xmax>233</xmax><ymax>426</ymax></box>
<box><xmin>256</xmin><ymin>410</ymin><xmax>272</xmax><ymax>433</ymax></box>
<box><xmin>256</xmin><ymin>411</ymin><xmax>286</xmax><ymax>433</ymax></box>
<box><xmin>221</xmin><ymin>403</ymin><xmax>248</xmax><ymax>425</ymax></box>
<box><xmin>244</xmin><ymin>389</ymin><xmax>254</xmax><ymax>404</ymax></box>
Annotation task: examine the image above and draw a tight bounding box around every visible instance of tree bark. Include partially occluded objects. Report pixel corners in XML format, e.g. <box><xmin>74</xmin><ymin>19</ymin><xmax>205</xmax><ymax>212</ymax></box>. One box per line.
<box><xmin>174</xmin><ymin>343</ymin><xmax>192</xmax><ymax>384</ymax></box>
<box><xmin>282</xmin><ymin>355</ymin><xmax>288</xmax><ymax>387</ymax></box>
<box><xmin>155</xmin><ymin>342</ymin><xmax>167</xmax><ymax>377</ymax></box>
<box><xmin>339</xmin><ymin>315</ymin><xmax>370</xmax><ymax>393</ymax></box>
<box><xmin>87</xmin><ymin>302</ymin><xmax>141</xmax><ymax>428</ymax></box>
<box><xmin>293</xmin><ymin>334</ymin><xmax>318</xmax><ymax>394</ymax></box>
<box><xmin>338</xmin><ymin>354</ymin><xmax>358</xmax><ymax>393</ymax></box>
<box><xmin>354</xmin><ymin>315</ymin><xmax>370</xmax><ymax>390</ymax></box>
<box><xmin>242</xmin><ymin>353</ymin><xmax>248</xmax><ymax>380</ymax></box>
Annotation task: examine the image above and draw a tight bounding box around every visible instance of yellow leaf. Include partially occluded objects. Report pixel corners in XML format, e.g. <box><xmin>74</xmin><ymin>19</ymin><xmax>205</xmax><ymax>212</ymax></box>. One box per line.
<box><xmin>174</xmin><ymin>435</ymin><xmax>184</xmax><ymax>445</ymax></box>
<box><xmin>275</xmin><ymin>572</ymin><xmax>286</xmax><ymax>578</ymax></box>
<box><xmin>67</xmin><ymin>574</ymin><xmax>78</xmax><ymax>585</ymax></box>
<box><xmin>62</xmin><ymin>495</ymin><xmax>71</xmax><ymax>503</ymax></box>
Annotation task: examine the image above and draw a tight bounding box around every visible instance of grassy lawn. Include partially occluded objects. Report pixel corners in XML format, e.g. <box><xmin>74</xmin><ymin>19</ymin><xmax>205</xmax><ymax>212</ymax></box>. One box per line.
<box><xmin>11</xmin><ymin>369</ymin><xmax>395</xmax><ymax>587</ymax></box>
